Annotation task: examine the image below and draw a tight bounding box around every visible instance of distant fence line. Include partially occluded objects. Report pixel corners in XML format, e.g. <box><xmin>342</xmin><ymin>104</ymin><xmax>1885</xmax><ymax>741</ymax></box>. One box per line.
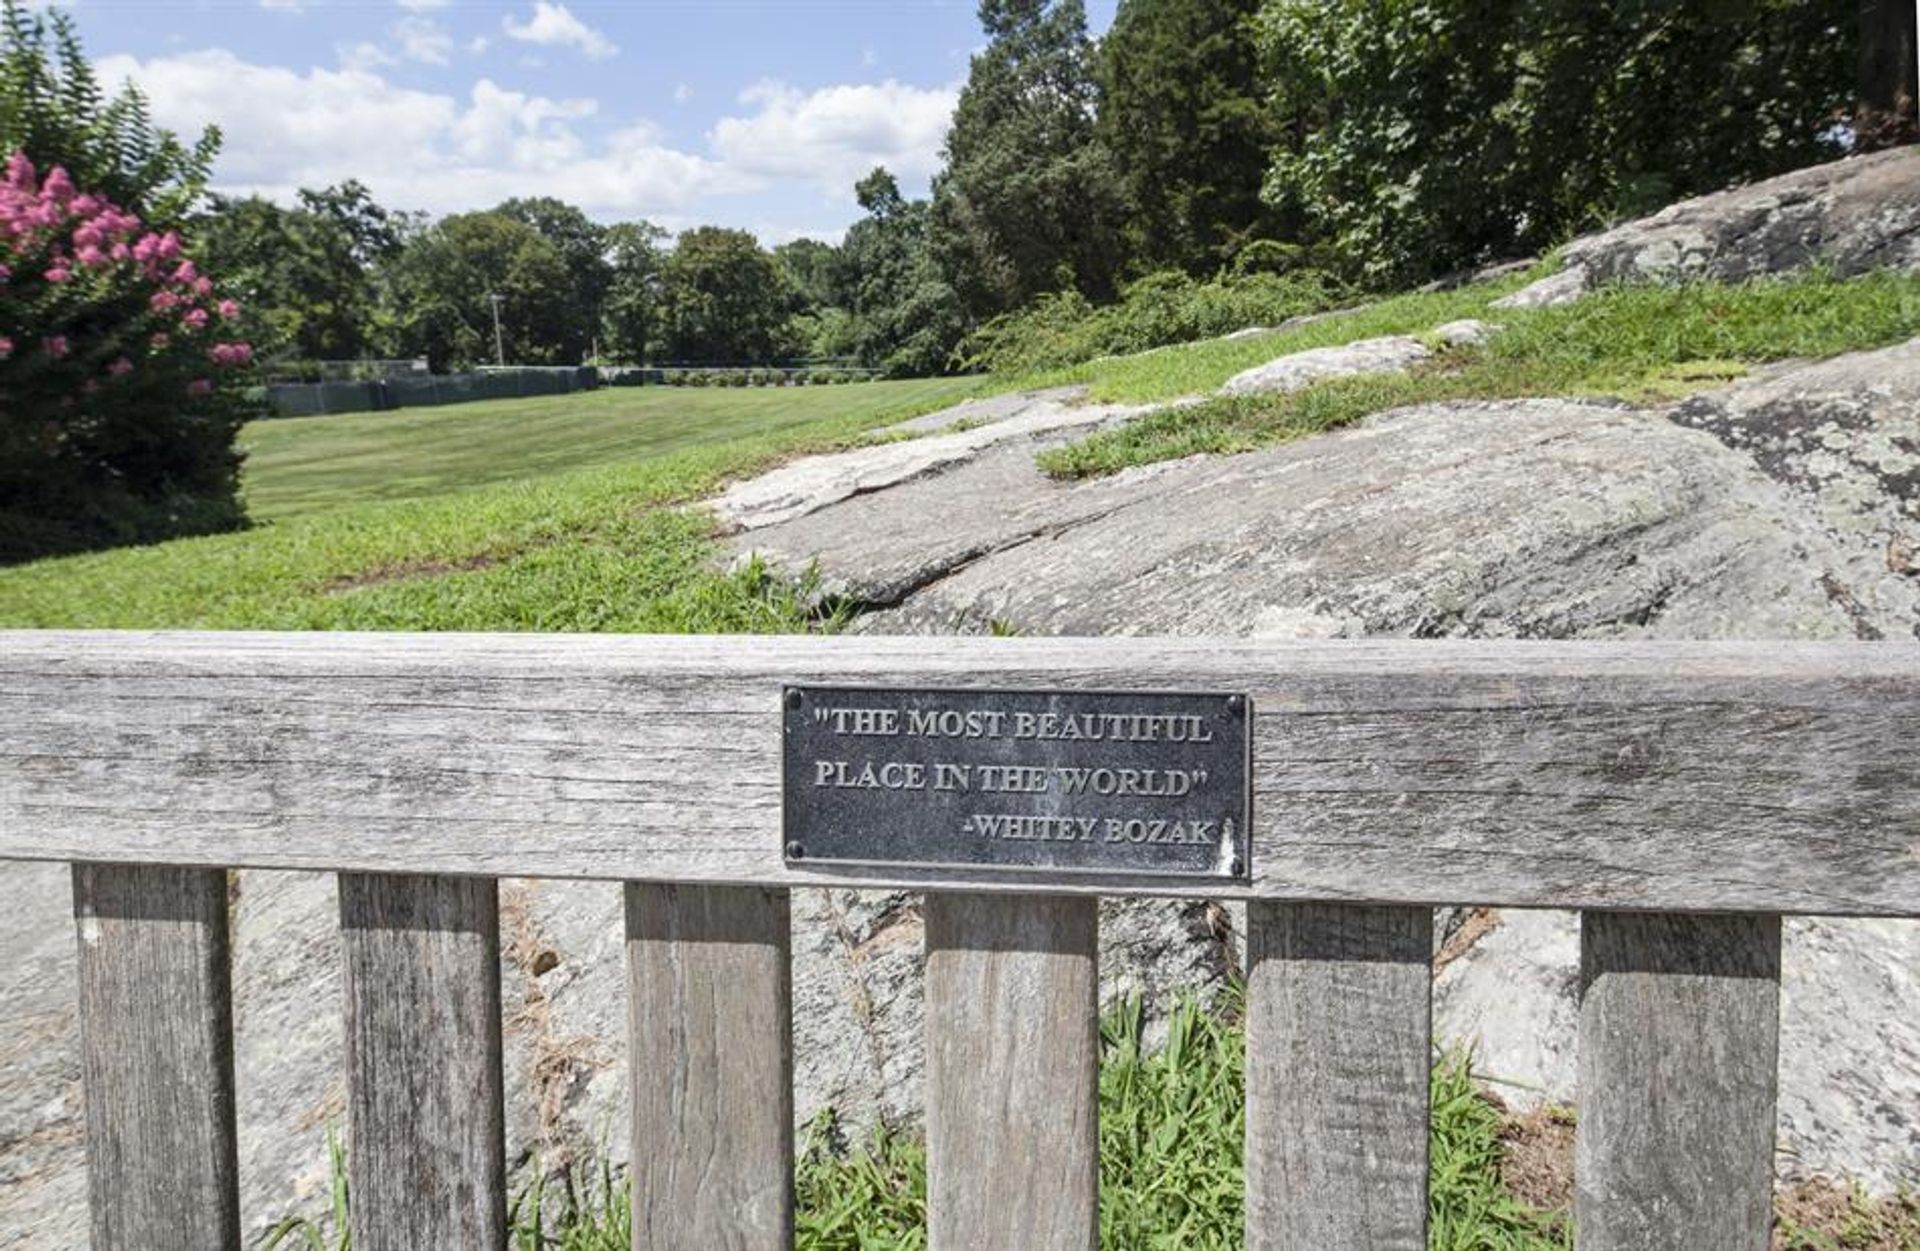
<box><xmin>264</xmin><ymin>362</ymin><xmax>881</xmax><ymax>418</ymax></box>
<box><xmin>265</xmin><ymin>366</ymin><xmax>597</xmax><ymax>418</ymax></box>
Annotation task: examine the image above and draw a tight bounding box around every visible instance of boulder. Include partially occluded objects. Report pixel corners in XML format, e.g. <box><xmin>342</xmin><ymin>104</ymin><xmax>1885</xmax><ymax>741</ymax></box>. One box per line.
<box><xmin>1497</xmin><ymin>147</ymin><xmax>1920</xmax><ymax>308</ymax></box>
<box><xmin>1431</xmin><ymin>318</ymin><xmax>1501</xmax><ymax>347</ymax></box>
<box><xmin>1670</xmin><ymin>337</ymin><xmax>1920</xmax><ymax>637</ymax></box>
<box><xmin>1218</xmin><ymin>335</ymin><xmax>1429</xmax><ymax>397</ymax></box>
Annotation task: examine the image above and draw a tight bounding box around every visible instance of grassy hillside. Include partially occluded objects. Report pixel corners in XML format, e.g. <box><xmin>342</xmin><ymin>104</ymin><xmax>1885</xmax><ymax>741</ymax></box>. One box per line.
<box><xmin>243</xmin><ymin>379</ymin><xmax>979</xmax><ymax>521</ymax></box>
<box><xmin>1034</xmin><ymin>269</ymin><xmax>1920</xmax><ymax>477</ymax></box>
<box><xmin>0</xmin><ymin>378</ymin><xmax>977</xmax><ymax>630</ymax></box>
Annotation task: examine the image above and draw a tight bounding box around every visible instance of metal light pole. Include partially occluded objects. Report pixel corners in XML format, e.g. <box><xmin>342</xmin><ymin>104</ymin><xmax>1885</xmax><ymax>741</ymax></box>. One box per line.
<box><xmin>488</xmin><ymin>292</ymin><xmax>506</xmax><ymax>367</ymax></box>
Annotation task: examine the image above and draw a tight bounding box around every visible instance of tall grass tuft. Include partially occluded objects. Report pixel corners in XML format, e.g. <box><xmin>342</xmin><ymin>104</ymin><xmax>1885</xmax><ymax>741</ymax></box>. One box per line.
<box><xmin>268</xmin><ymin>996</ymin><xmax>1586</xmax><ymax>1248</ymax></box>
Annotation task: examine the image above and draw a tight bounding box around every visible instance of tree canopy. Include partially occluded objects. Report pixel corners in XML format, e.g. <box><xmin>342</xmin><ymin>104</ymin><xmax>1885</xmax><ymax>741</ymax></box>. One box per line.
<box><xmin>658</xmin><ymin>226</ymin><xmax>790</xmax><ymax>364</ymax></box>
<box><xmin>379</xmin><ymin>211</ymin><xmax>573</xmax><ymax>370</ymax></box>
<box><xmin>1257</xmin><ymin>0</ymin><xmax>1860</xmax><ymax>285</ymax></box>
<box><xmin>930</xmin><ymin>0</ymin><xmax>1127</xmax><ymax>320</ymax></box>
<box><xmin>1097</xmin><ymin>0</ymin><xmax>1275</xmax><ymax>275</ymax></box>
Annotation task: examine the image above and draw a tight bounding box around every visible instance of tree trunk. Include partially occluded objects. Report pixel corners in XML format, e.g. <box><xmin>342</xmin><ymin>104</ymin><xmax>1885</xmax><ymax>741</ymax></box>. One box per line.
<box><xmin>1859</xmin><ymin>0</ymin><xmax>1919</xmax><ymax>146</ymax></box>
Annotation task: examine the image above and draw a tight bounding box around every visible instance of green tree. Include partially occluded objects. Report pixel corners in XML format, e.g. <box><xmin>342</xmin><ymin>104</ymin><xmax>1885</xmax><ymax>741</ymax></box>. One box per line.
<box><xmin>1257</xmin><ymin>0</ymin><xmax>1857</xmax><ymax>286</ymax></box>
<box><xmin>775</xmin><ymin>236</ymin><xmax>859</xmax><ymax>361</ymax></box>
<box><xmin>1097</xmin><ymin>0</ymin><xmax>1277</xmax><ymax>275</ymax></box>
<box><xmin>839</xmin><ymin>168</ymin><xmax>966</xmax><ymax>376</ymax></box>
<box><xmin>193</xmin><ymin>181</ymin><xmax>401</xmax><ymax>361</ymax></box>
<box><xmin>600</xmin><ymin>219</ymin><xmax>667</xmax><ymax>364</ymax></box>
<box><xmin>773</xmin><ymin>237</ymin><xmax>840</xmax><ymax>316</ymax></box>
<box><xmin>929</xmin><ymin>0</ymin><xmax>1126</xmax><ymax>319</ymax></box>
<box><xmin>0</xmin><ymin>0</ymin><xmax>217</xmax><ymax>224</ymax></box>
<box><xmin>659</xmin><ymin>226</ymin><xmax>789</xmax><ymax>364</ymax></box>
<box><xmin>495</xmin><ymin>196</ymin><xmax>608</xmax><ymax>361</ymax></box>
<box><xmin>380</xmin><ymin>211</ymin><xmax>573</xmax><ymax>370</ymax></box>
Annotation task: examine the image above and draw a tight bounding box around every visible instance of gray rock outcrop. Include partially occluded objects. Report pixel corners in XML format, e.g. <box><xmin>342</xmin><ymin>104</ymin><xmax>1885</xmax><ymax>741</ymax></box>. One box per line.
<box><xmin>1497</xmin><ymin>146</ymin><xmax>1920</xmax><ymax>307</ymax></box>
<box><xmin>712</xmin><ymin>389</ymin><xmax>1144</xmax><ymax>533</ymax></box>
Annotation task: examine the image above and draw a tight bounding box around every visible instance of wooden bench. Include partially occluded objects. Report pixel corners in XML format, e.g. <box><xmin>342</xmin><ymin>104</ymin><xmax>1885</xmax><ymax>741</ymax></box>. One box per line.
<box><xmin>3</xmin><ymin>631</ymin><xmax>1915</xmax><ymax>1249</ymax></box>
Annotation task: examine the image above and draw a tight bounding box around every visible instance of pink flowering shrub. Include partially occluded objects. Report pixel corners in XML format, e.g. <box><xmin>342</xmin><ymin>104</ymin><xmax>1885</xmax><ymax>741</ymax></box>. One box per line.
<box><xmin>0</xmin><ymin>151</ymin><xmax>257</xmax><ymax>562</ymax></box>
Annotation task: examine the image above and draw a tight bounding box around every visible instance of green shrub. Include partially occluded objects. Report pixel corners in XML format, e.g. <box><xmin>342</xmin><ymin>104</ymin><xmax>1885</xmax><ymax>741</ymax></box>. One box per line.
<box><xmin>961</xmin><ymin>268</ymin><xmax>1345</xmax><ymax>375</ymax></box>
<box><xmin>1</xmin><ymin>154</ymin><xmax>260</xmax><ymax>564</ymax></box>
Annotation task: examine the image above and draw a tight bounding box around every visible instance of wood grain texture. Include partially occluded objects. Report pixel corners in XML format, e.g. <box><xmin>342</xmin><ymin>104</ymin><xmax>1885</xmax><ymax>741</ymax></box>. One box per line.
<box><xmin>4</xmin><ymin>632</ymin><xmax>1917</xmax><ymax>913</ymax></box>
<box><xmin>626</xmin><ymin>883</ymin><xmax>793</xmax><ymax>1250</ymax></box>
<box><xmin>1575</xmin><ymin>911</ymin><xmax>1781</xmax><ymax>1250</ymax></box>
<box><xmin>339</xmin><ymin>872</ymin><xmax>505</xmax><ymax>1251</ymax></box>
<box><xmin>1245</xmin><ymin>902</ymin><xmax>1431</xmax><ymax>1251</ymax></box>
<box><xmin>72</xmin><ymin>862</ymin><xmax>240</xmax><ymax>1251</ymax></box>
<box><xmin>925</xmin><ymin>893</ymin><xmax>1098</xmax><ymax>1251</ymax></box>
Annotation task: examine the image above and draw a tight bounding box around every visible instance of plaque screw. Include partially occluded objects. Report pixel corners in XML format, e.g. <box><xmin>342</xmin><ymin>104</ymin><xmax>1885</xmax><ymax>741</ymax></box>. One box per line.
<box><xmin>1226</xmin><ymin>694</ymin><xmax>1246</xmax><ymax>717</ymax></box>
<box><xmin>1228</xmin><ymin>854</ymin><xmax>1244</xmax><ymax>877</ymax></box>
<box><xmin>785</xmin><ymin>689</ymin><xmax>803</xmax><ymax>711</ymax></box>
<box><xmin>786</xmin><ymin>841</ymin><xmax>805</xmax><ymax>861</ymax></box>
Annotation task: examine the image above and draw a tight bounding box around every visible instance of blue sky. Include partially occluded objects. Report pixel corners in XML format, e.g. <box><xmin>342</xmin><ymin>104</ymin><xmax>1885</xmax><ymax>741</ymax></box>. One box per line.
<box><xmin>57</xmin><ymin>0</ymin><xmax>1118</xmax><ymax>242</ymax></box>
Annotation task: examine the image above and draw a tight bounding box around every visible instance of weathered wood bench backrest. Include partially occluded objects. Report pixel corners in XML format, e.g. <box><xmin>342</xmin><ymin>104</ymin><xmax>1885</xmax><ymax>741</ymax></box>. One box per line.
<box><xmin>4</xmin><ymin>632</ymin><xmax>1916</xmax><ymax>1250</ymax></box>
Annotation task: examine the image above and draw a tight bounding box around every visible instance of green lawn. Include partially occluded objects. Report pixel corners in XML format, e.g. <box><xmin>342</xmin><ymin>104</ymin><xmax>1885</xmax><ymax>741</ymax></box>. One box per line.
<box><xmin>0</xmin><ymin>377</ymin><xmax>977</xmax><ymax>631</ymax></box>
<box><xmin>243</xmin><ymin>378</ymin><xmax>980</xmax><ymax>521</ymax></box>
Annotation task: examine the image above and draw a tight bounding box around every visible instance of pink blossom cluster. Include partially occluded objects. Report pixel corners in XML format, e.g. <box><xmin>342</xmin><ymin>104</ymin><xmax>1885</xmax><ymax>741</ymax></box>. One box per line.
<box><xmin>1</xmin><ymin>150</ymin><xmax>251</xmax><ymax>392</ymax></box>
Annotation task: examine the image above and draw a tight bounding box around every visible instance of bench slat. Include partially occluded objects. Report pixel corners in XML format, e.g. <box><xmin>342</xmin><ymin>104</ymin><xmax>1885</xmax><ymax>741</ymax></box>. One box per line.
<box><xmin>926</xmin><ymin>893</ymin><xmax>1098</xmax><ymax>1250</ymax></box>
<box><xmin>73</xmin><ymin>862</ymin><xmax>240</xmax><ymax>1251</ymax></box>
<box><xmin>4</xmin><ymin>633</ymin><xmax>1916</xmax><ymax>916</ymax></box>
<box><xmin>339</xmin><ymin>872</ymin><xmax>505</xmax><ymax>1250</ymax></box>
<box><xmin>626</xmin><ymin>882</ymin><xmax>794</xmax><ymax>1250</ymax></box>
<box><xmin>1575</xmin><ymin>911</ymin><xmax>1780</xmax><ymax>1249</ymax></box>
<box><xmin>1246</xmin><ymin>902</ymin><xmax>1432</xmax><ymax>1251</ymax></box>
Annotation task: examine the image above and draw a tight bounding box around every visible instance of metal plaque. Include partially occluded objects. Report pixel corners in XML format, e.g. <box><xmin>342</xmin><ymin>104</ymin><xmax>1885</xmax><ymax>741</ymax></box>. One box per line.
<box><xmin>782</xmin><ymin>686</ymin><xmax>1250</xmax><ymax>880</ymax></box>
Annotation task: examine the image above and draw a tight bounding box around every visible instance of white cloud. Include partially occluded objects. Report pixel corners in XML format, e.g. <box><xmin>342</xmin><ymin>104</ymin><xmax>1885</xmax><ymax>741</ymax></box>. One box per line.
<box><xmin>711</xmin><ymin>79</ymin><xmax>957</xmax><ymax>195</ymax></box>
<box><xmin>95</xmin><ymin>50</ymin><xmax>737</xmax><ymax>218</ymax></box>
<box><xmin>501</xmin><ymin>2</ymin><xmax>617</xmax><ymax>60</ymax></box>
<box><xmin>467</xmin><ymin>35</ymin><xmax>491</xmax><ymax>55</ymax></box>
<box><xmin>260</xmin><ymin>0</ymin><xmax>304</xmax><ymax>10</ymax></box>
<box><xmin>673</xmin><ymin>82</ymin><xmax>693</xmax><ymax>105</ymax></box>
<box><xmin>95</xmin><ymin>50</ymin><xmax>962</xmax><ymax>229</ymax></box>
<box><xmin>337</xmin><ymin>41</ymin><xmax>396</xmax><ymax>72</ymax></box>
<box><xmin>394</xmin><ymin>17</ymin><xmax>453</xmax><ymax>65</ymax></box>
<box><xmin>336</xmin><ymin>17</ymin><xmax>453</xmax><ymax>71</ymax></box>
<box><xmin>398</xmin><ymin>0</ymin><xmax>449</xmax><ymax>10</ymax></box>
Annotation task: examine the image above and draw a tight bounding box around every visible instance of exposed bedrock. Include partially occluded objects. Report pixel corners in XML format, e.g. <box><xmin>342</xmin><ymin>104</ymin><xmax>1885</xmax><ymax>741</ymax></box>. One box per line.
<box><xmin>1498</xmin><ymin>147</ymin><xmax>1920</xmax><ymax>307</ymax></box>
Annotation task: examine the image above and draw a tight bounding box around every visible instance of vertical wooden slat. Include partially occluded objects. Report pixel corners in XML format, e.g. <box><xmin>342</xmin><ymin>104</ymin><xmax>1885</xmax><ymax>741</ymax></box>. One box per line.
<box><xmin>1576</xmin><ymin>911</ymin><xmax>1780</xmax><ymax>1249</ymax></box>
<box><xmin>925</xmin><ymin>892</ymin><xmax>1098</xmax><ymax>1251</ymax></box>
<box><xmin>339</xmin><ymin>872</ymin><xmax>505</xmax><ymax>1251</ymax></box>
<box><xmin>626</xmin><ymin>882</ymin><xmax>793</xmax><ymax>1250</ymax></box>
<box><xmin>73</xmin><ymin>862</ymin><xmax>240</xmax><ymax>1251</ymax></box>
<box><xmin>1245</xmin><ymin>902</ymin><xmax>1431</xmax><ymax>1251</ymax></box>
